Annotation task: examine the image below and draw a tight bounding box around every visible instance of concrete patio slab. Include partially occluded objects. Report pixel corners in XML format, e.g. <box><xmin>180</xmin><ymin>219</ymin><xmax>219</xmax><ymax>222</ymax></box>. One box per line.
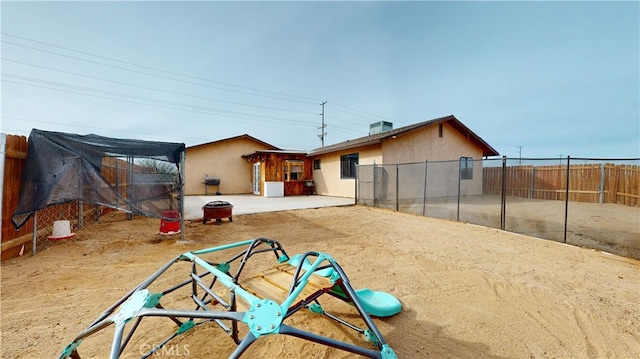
<box><xmin>183</xmin><ymin>195</ymin><xmax>354</xmax><ymax>221</ymax></box>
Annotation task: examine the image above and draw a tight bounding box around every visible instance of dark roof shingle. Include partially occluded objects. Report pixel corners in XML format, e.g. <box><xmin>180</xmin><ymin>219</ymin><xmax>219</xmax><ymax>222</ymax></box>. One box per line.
<box><xmin>307</xmin><ymin>115</ymin><xmax>499</xmax><ymax>157</ymax></box>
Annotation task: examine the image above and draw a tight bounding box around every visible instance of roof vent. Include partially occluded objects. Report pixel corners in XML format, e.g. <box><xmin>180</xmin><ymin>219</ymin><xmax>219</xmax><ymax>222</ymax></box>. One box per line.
<box><xmin>369</xmin><ymin>121</ymin><xmax>393</xmax><ymax>135</ymax></box>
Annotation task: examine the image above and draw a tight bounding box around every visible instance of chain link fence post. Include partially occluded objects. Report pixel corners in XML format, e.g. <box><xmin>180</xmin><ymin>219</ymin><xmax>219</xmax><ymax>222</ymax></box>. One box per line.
<box><xmin>500</xmin><ymin>156</ymin><xmax>507</xmax><ymax>230</ymax></box>
<box><xmin>564</xmin><ymin>155</ymin><xmax>571</xmax><ymax>243</ymax></box>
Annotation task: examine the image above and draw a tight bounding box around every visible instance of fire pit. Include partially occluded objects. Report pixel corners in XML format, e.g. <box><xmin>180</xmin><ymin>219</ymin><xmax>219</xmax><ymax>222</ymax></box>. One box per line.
<box><xmin>202</xmin><ymin>201</ymin><xmax>233</xmax><ymax>225</ymax></box>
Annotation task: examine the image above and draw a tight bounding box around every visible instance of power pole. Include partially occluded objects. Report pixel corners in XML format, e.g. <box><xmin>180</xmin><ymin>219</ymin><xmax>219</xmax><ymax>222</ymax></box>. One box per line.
<box><xmin>517</xmin><ymin>146</ymin><xmax>524</xmax><ymax>165</ymax></box>
<box><xmin>318</xmin><ymin>101</ymin><xmax>327</xmax><ymax>147</ymax></box>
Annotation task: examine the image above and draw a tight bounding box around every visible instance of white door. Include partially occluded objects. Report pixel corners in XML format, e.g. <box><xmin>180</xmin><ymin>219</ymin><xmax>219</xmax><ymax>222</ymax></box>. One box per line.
<box><xmin>253</xmin><ymin>162</ymin><xmax>261</xmax><ymax>195</ymax></box>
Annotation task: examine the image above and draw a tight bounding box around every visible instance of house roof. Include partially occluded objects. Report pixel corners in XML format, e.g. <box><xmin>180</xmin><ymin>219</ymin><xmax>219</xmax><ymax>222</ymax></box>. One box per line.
<box><xmin>241</xmin><ymin>149</ymin><xmax>308</xmax><ymax>159</ymax></box>
<box><xmin>306</xmin><ymin>115</ymin><xmax>500</xmax><ymax>157</ymax></box>
<box><xmin>186</xmin><ymin>134</ymin><xmax>280</xmax><ymax>151</ymax></box>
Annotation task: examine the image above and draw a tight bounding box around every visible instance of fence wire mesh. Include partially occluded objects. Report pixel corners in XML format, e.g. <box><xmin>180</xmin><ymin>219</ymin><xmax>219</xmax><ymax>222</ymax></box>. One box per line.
<box><xmin>28</xmin><ymin>201</ymin><xmax>103</xmax><ymax>254</ymax></box>
<box><xmin>25</xmin><ymin>156</ymin><xmax>182</xmax><ymax>255</ymax></box>
<box><xmin>356</xmin><ymin>157</ymin><xmax>640</xmax><ymax>260</ymax></box>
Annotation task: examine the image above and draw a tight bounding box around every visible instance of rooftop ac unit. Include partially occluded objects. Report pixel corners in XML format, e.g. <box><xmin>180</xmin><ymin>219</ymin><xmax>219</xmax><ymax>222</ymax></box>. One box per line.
<box><xmin>369</xmin><ymin>121</ymin><xmax>393</xmax><ymax>135</ymax></box>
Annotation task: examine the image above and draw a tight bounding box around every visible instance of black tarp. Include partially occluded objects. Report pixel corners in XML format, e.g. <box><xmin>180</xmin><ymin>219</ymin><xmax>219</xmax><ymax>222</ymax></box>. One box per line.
<box><xmin>12</xmin><ymin>129</ymin><xmax>185</xmax><ymax>229</ymax></box>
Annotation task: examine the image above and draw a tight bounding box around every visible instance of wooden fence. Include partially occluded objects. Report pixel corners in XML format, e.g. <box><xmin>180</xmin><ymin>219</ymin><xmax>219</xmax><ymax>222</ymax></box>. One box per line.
<box><xmin>1</xmin><ymin>135</ymin><xmax>31</xmax><ymax>260</ymax></box>
<box><xmin>0</xmin><ymin>135</ymin><xmax>83</xmax><ymax>260</ymax></box>
<box><xmin>483</xmin><ymin>163</ymin><xmax>639</xmax><ymax>206</ymax></box>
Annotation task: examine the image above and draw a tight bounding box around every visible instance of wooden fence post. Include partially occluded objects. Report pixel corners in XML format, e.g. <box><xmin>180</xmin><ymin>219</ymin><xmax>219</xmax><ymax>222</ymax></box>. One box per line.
<box><xmin>530</xmin><ymin>166</ymin><xmax>535</xmax><ymax>199</ymax></box>
<box><xmin>613</xmin><ymin>165</ymin><xmax>620</xmax><ymax>204</ymax></box>
<box><xmin>599</xmin><ymin>163</ymin><xmax>605</xmax><ymax>204</ymax></box>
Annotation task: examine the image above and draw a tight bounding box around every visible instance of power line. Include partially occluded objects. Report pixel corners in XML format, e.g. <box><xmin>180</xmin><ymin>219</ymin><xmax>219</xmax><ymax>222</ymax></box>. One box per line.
<box><xmin>1</xmin><ymin>116</ymin><xmax>213</xmax><ymax>143</ymax></box>
<box><xmin>2</xmin><ymin>33</ymin><xmax>398</xmax><ymax>146</ymax></box>
<box><xmin>2</xmin><ymin>77</ymin><xmax>318</xmax><ymax>127</ymax></box>
<box><xmin>2</xmin><ymin>59</ymin><xmax>318</xmax><ymax>116</ymax></box>
<box><xmin>323</xmin><ymin>115</ymin><xmax>369</xmax><ymax>133</ymax></box>
<box><xmin>2</xmin><ymin>40</ymin><xmax>320</xmax><ymax>105</ymax></box>
<box><xmin>2</xmin><ymin>33</ymin><xmax>392</xmax><ymax>127</ymax></box>
<box><xmin>328</xmin><ymin>102</ymin><xmax>394</xmax><ymax>124</ymax></box>
<box><xmin>2</xmin><ymin>32</ymin><xmax>323</xmax><ymax>103</ymax></box>
<box><xmin>2</xmin><ymin>71</ymin><xmax>366</xmax><ymax>136</ymax></box>
<box><xmin>3</xmin><ymin>72</ymin><xmax>364</xmax><ymax>134</ymax></box>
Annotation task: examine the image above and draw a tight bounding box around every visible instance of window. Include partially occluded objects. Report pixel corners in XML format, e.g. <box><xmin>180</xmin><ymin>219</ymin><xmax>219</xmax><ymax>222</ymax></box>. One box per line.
<box><xmin>340</xmin><ymin>153</ymin><xmax>359</xmax><ymax>179</ymax></box>
<box><xmin>438</xmin><ymin>123</ymin><xmax>443</xmax><ymax>138</ymax></box>
<box><xmin>460</xmin><ymin>157</ymin><xmax>473</xmax><ymax>180</ymax></box>
<box><xmin>284</xmin><ymin>160</ymin><xmax>304</xmax><ymax>181</ymax></box>
<box><xmin>313</xmin><ymin>159</ymin><xmax>321</xmax><ymax>170</ymax></box>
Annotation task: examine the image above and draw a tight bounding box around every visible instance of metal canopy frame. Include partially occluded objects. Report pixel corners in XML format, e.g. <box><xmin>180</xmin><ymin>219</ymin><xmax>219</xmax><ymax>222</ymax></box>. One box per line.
<box><xmin>59</xmin><ymin>238</ymin><xmax>399</xmax><ymax>359</ymax></box>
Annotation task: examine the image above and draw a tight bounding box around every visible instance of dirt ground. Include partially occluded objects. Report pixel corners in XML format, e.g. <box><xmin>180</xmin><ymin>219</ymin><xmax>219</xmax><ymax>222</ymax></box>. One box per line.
<box><xmin>1</xmin><ymin>205</ymin><xmax>639</xmax><ymax>358</ymax></box>
<box><xmin>392</xmin><ymin>196</ymin><xmax>640</xmax><ymax>260</ymax></box>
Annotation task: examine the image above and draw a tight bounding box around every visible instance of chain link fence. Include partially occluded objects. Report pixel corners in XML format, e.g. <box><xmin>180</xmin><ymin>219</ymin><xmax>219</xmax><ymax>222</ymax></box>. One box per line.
<box><xmin>356</xmin><ymin>157</ymin><xmax>640</xmax><ymax>260</ymax></box>
<box><xmin>23</xmin><ymin>156</ymin><xmax>181</xmax><ymax>255</ymax></box>
<box><xmin>26</xmin><ymin>201</ymin><xmax>103</xmax><ymax>254</ymax></box>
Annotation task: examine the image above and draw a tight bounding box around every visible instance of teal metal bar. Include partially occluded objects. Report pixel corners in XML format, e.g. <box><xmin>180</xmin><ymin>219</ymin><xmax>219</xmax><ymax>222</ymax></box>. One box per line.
<box><xmin>281</xmin><ymin>253</ymin><xmax>334</xmax><ymax>311</ymax></box>
<box><xmin>188</xmin><ymin>239</ymin><xmax>256</xmax><ymax>255</ymax></box>
<box><xmin>181</xmin><ymin>251</ymin><xmax>260</xmax><ymax>306</ymax></box>
<box><xmin>59</xmin><ymin>238</ymin><xmax>399</xmax><ymax>359</ymax></box>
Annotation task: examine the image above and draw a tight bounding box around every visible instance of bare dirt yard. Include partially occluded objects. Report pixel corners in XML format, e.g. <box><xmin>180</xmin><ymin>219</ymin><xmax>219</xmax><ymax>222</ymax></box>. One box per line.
<box><xmin>1</xmin><ymin>205</ymin><xmax>639</xmax><ymax>358</ymax></box>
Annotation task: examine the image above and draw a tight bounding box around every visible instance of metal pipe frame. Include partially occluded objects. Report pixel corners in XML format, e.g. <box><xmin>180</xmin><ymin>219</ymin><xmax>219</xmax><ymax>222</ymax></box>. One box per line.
<box><xmin>59</xmin><ymin>238</ymin><xmax>398</xmax><ymax>359</ymax></box>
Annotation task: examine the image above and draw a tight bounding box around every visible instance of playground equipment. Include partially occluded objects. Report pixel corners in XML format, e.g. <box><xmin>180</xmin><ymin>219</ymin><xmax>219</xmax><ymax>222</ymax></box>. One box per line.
<box><xmin>59</xmin><ymin>238</ymin><xmax>401</xmax><ymax>358</ymax></box>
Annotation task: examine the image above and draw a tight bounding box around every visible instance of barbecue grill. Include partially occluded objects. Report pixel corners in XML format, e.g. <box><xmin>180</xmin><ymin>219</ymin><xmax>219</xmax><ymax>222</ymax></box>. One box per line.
<box><xmin>204</xmin><ymin>175</ymin><xmax>221</xmax><ymax>195</ymax></box>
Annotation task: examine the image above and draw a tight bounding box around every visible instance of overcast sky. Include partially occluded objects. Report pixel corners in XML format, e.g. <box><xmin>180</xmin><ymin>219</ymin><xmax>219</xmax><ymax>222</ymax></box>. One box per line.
<box><xmin>1</xmin><ymin>1</ymin><xmax>638</xmax><ymax>159</ymax></box>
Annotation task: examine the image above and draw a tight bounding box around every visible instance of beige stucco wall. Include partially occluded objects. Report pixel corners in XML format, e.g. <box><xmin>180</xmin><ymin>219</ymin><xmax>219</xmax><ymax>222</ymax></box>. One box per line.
<box><xmin>311</xmin><ymin>145</ymin><xmax>382</xmax><ymax>198</ymax></box>
<box><xmin>310</xmin><ymin>123</ymin><xmax>487</xmax><ymax>198</ymax></box>
<box><xmin>380</xmin><ymin>123</ymin><xmax>484</xmax><ymax>196</ymax></box>
<box><xmin>185</xmin><ymin>138</ymin><xmax>273</xmax><ymax>195</ymax></box>
<box><xmin>380</xmin><ymin>123</ymin><xmax>482</xmax><ymax>163</ymax></box>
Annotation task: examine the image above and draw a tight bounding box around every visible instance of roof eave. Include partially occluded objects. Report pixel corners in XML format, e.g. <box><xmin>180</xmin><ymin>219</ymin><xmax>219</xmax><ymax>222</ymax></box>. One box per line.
<box><xmin>445</xmin><ymin>118</ymin><xmax>500</xmax><ymax>157</ymax></box>
<box><xmin>307</xmin><ymin>138</ymin><xmax>382</xmax><ymax>157</ymax></box>
<box><xmin>243</xmin><ymin>149</ymin><xmax>308</xmax><ymax>158</ymax></box>
<box><xmin>187</xmin><ymin>134</ymin><xmax>280</xmax><ymax>151</ymax></box>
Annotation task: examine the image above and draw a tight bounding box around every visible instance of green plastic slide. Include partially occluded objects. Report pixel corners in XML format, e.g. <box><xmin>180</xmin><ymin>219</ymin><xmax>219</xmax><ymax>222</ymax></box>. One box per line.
<box><xmin>287</xmin><ymin>254</ymin><xmax>402</xmax><ymax>317</ymax></box>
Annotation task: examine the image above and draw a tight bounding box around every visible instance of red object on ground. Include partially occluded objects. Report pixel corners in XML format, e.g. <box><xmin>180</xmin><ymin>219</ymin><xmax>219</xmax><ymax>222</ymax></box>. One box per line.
<box><xmin>202</xmin><ymin>201</ymin><xmax>233</xmax><ymax>225</ymax></box>
<box><xmin>159</xmin><ymin>210</ymin><xmax>181</xmax><ymax>235</ymax></box>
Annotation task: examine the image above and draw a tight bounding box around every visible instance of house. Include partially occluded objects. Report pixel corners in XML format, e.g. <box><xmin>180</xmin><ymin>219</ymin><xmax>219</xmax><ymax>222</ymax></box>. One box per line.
<box><xmin>306</xmin><ymin>115</ymin><xmax>499</xmax><ymax>198</ymax></box>
<box><xmin>185</xmin><ymin>115</ymin><xmax>498</xmax><ymax>199</ymax></box>
<box><xmin>184</xmin><ymin>134</ymin><xmax>279</xmax><ymax>195</ymax></box>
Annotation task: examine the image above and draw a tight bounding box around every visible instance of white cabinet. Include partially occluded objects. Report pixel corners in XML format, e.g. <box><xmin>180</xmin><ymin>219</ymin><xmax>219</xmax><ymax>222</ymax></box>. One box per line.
<box><xmin>264</xmin><ymin>182</ymin><xmax>284</xmax><ymax>197</ymax></box>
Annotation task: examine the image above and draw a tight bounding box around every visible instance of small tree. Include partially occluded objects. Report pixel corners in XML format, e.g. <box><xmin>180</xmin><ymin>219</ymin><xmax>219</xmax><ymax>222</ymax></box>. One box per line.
<box><xmin>136</xmin><ymin>158</ymin><xmax>178</xmax><ymax>174</ymax></box>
